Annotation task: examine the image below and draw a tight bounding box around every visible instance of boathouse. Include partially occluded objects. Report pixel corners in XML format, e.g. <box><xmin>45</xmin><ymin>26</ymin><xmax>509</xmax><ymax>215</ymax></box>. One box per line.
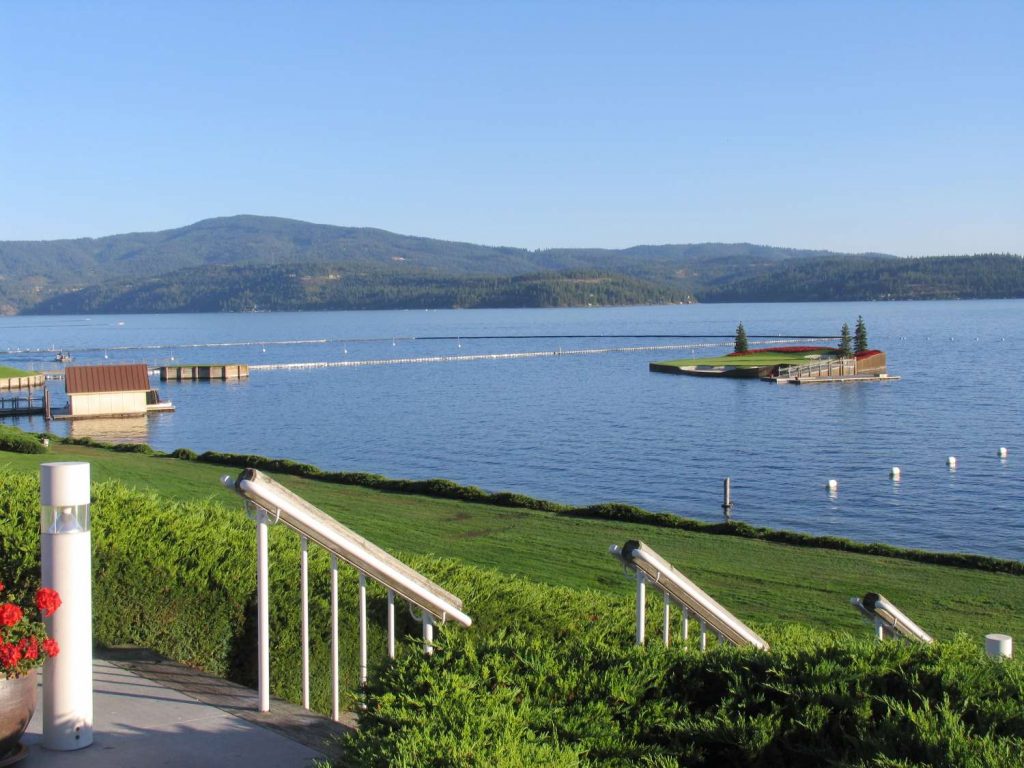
<box><xmin>64</xmin><ymin>364</ymin><xmax>166</xmax><ymax>417</ymax></box>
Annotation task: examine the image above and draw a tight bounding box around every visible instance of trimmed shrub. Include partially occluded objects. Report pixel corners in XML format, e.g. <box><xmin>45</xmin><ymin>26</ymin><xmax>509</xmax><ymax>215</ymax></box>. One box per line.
<box><xmin>0</xmin><ymin>425</ymin><xmax>47</xmax><ymax>454</ymax></box>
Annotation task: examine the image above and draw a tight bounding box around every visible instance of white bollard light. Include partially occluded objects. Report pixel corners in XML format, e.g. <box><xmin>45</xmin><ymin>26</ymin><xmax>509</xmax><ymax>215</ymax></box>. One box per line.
<box><xmin>985</xmin><ymin>634</ymin><xmax>1013</xmax><ymax>660</ymax></box>
<box><xmin>40</xmin><ymin>462</ymin><xmax>93</xmax><ymax>750</ymax></box>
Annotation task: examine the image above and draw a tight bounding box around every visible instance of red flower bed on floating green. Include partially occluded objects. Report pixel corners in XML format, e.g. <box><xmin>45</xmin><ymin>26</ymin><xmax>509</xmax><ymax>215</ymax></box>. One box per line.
<box><xmin>727</xmin><ymin>346</ymin><xmax>835</xmax><ymax>357</ymax></box>
<box><xmin>855</xmin><ymin>349</ymin><xmax>882</xmax><ymax>359</ymax></box>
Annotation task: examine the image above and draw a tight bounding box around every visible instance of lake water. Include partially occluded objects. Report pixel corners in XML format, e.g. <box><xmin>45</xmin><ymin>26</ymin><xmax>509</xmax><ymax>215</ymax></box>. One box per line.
<box><xmin>2</xmin><ymin>301</ymin><xmax>1021</xmax><ymax>559</ymax></box>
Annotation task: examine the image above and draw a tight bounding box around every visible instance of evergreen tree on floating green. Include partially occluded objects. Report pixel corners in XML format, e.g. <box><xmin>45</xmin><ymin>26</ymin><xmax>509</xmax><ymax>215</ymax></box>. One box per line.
<box><xmin>839</xmin><ymin>323</ymin><xmax>853</xmax><ymax>357</ymax></box>
<box><xmin>855</xmin><ymin>315</ymin><xmax>868</xmax><ymax>353</ymax></box>
<box><xmin>734</xmin><ymin>322</ymin><xmax>749</xmax><ymax>353</ymax></box>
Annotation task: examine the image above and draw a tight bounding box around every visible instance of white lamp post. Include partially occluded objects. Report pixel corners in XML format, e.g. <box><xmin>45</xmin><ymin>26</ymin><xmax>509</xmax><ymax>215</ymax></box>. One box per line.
<box><xmin>40</xmin><ymin>462</ymin><xmax>93</xmax><ymax>751</ymax></box>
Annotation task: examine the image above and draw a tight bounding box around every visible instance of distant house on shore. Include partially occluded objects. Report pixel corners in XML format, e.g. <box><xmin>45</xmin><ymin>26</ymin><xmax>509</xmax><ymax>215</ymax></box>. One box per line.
<box><xmin>64</xmin><ymin>363</ymin><xmax>172</xmax><ymax>418</ymax></box>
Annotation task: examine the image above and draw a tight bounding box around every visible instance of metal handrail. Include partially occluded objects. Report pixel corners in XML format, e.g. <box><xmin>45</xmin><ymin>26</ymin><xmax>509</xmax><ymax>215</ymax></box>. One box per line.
<box><xmin>223</xmin><ymin>468</ymin><xmax>471</xmax><ymax>718</ymax></box>
<box><xmin>610</xmin><ymin>539</ymin><xmax>769</xmax><ymax>651</ymax></box>
<box><xmin>851</xmin><ymin>592</ymin><xmax>933</xmax><ymax>644</ymax></box>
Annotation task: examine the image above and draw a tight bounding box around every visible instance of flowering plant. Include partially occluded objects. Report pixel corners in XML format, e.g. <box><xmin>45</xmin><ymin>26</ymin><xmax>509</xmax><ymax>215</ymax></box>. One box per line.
<box><xmin>0</xmin><ymin>581</ymin><xmax>60</xmax><ymax>678</ymax></box>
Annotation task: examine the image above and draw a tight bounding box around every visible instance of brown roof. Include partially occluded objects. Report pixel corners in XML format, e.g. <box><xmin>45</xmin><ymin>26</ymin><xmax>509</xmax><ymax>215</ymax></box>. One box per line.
<box><xmin>65</xmin><ymin>364</ymin><xmax>151</xmax><ymax>395</ymax></box>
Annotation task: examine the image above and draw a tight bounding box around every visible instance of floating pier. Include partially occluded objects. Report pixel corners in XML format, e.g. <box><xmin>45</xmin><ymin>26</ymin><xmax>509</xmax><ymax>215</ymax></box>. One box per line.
<box><xmin>0</xmin><ymin>389</ymin><xmax>50</xmax><ymax>417</ymax></box>
<box><xmin>160</xmin><ymin>364</ymin><xmax>249</xmax><ymax>381</ymax></box>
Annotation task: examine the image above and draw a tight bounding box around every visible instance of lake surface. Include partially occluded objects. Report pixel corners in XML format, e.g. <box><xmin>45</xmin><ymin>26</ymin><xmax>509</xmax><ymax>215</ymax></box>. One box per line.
<box><xmin>2</xmin><ymin>301</ymin><xmax>1021</xmax><ymax>559</ymax></box>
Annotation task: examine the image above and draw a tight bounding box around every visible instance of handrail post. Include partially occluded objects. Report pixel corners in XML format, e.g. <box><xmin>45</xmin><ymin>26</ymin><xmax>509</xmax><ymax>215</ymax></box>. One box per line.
<box><xmin>331</xmin><ymin>554</ymin><xmax>339</xmax><ymax>721</ymax></box>
<box><xmin>635</xmin><ymin>571</ymin><xmax>646</xmax><ymax>646</ymax></box>
<box><xmin>662</xmin><ymin>592</ymin><xmax>671</xmax><ymax>647</ymax></box>
<box><xmin>423</xmin><ymin>613</ymin><xmax>435</xmax><ymax>656</ymax></box>
<box><xmin>300</xmin><ymin>535</ymin><xmax>310</xmax><ymax>710</ymax></box>
<box><xmin>256</xmin><ymin>508</ymin><xmax>270</xmax><ymax>713</ymax></box>
<box><xmin>386</xmin><ymin>589</ymin><xmax>396</xmax><ymax>659</ymax></box>
<box><xmin>358</xmin><ymin>573</ymin><xmax>368</xmax><ymax>687</ymax></box>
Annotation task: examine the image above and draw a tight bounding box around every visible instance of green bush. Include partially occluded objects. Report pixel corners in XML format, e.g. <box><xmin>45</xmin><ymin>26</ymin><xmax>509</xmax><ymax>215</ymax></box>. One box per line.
<box><xmin>0</xmin><ymin>425</ymin><xmax>47</xmax><ymax>454</ymax></box>
<box><xmin>343</xmin><ymin>629</ymin><xmax>1024</xmax><ymax>767</ymax></box>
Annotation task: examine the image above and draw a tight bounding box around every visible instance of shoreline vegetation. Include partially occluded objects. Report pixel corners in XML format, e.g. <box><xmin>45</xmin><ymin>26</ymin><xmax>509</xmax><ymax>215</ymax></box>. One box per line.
<box><xmin>3</xmin><ymin>428</ymin><xmax>1023</xmax><ymax>764</ymax></box>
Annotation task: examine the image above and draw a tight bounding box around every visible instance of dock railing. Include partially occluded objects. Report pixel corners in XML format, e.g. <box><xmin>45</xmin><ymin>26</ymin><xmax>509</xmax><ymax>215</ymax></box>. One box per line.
<box><xmin>222</xmin><ymin>468</ymin><xmax>472</xmax><ymax>720</ymax></box>
<box><xmin>776</xmin><ymin>357</ymin><xmax>857</xmax><ymax>380</ymax></box>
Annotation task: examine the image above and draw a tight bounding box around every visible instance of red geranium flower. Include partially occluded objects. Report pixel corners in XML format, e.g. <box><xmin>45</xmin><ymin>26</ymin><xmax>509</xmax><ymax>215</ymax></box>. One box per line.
<box><xmin>43</xmin><ymin>638</ymin><xmax>59</xmax><ymax>658</ymax></box>
<box><xmin>0</xmin><ymin>642</ymin><xmax>23</xmax><ymax>669</ymax></box>
<box><xmin>36</xmin><ymin>588</ymin><xmax>61</xmax><ymax>618</ymax></box>
<box><xmin>0</xmin><ymin>603</ymin><xmax>24</xmax><ymax>628</ymax></box>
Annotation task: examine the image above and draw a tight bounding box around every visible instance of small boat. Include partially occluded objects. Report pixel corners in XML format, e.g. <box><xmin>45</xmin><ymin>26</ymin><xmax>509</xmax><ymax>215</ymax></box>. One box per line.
<box><xmin>55</xmin><ymin>351</ymin><xmax>72</xmax><ymax>363</ymax></box>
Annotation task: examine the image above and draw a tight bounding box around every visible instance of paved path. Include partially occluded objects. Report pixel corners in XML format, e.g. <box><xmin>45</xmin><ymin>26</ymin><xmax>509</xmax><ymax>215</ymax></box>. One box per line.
<box><xmin>20</xmin><ymin>651</ymin><xmax>353</xmax><ymax>767</ymax></box>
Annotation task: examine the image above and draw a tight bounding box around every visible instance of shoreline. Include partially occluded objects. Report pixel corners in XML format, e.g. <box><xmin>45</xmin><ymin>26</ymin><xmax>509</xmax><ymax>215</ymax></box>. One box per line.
<box><xmin>26</xmin><ymin>429</ymin><xmax>1020</xmax><ymax>576</ymax></box>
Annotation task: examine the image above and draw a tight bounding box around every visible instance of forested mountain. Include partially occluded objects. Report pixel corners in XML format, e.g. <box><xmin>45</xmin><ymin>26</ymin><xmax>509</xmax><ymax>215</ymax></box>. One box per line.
<box><xmin>2</xmin><ymin>215</ymin><xmax>1021</xmax><ymax>313</ymax></box>
<box><xmin>698</xmin><ymin>254</ymin><xmax>1024</xmax><ymax>302</ymax></box>
<box><xmin>26</xmin><ymin>266</ymin><xmax>691</xmax><ymax>314</ymax></box>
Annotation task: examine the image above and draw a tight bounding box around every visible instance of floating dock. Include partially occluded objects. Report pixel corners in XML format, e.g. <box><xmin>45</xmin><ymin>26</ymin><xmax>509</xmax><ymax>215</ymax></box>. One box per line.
<box><xmin>779</xmin><ymin>374</ymin><xmax>901</xmax><ymax>385</ymax></box>
<box><xmin>160</xmin><ymin>364</ymin><xmax>249</xmax><ymax>381</ymax></box>
<box><xmin>0</xmin><ymin>390</ymin><xmax>50</xmax><ymax>417</ymax></box>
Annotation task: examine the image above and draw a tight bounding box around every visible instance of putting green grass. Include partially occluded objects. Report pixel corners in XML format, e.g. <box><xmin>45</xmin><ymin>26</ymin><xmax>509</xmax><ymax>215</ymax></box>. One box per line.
<box><xmin>0</xmin><ymin>365</ymin><xmax>33</xmax><ymax>378</ymax></box>
<box><xmin>659</xmin><ymin>349</ymin><xmax>835</xmax><ymax>368</ymax></box>
<box><xmin>2</xmin><ymin>441</ymin><xmax>1022</xmax><ymax>643</ymax></box>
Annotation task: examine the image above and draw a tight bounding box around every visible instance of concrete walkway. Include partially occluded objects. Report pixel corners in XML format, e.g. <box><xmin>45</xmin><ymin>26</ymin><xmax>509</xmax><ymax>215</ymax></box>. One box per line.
<box><xmin>20</xmin><ymin>651</ymin><xmax>353</xmax><ymax>767</ymax></box>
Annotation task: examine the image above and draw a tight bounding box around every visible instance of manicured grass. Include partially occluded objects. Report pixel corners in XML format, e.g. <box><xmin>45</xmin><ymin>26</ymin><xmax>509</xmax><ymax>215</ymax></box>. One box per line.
<box><xmin>657</xmin><ymin>351</ymin><xmax>834</xmax><ymax>367</ymax></box>
<box><xmin>0</xmin><ymin>365</ymin><xmax>33</xmax><ymax>378</ymax></box>
<box><xmin>2</xmin><ymin>442</ymin><xmax>1022</xmax><ymax>642</ymax></box>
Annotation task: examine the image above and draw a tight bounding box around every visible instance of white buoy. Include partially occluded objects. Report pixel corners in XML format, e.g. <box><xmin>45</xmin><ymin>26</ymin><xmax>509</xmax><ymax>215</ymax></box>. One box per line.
<box><xmin>889</xmin><ymin>467</ymin><xmax>901</xmax><ymax>480</ymax></box>
<box><xmin>998</xmin><ymin>447</ymin><xmax>1008</xmax><ymax>458</ymax></box>
<box><xmin>947</xmin><ymin>456</ymin><xmax>957</xmax><ymax>469</ymax></box>
<box><xmin>826</xmin><ymin>479</ymin><xmax>838</xmax><ymax>492</ymax></box>
<box><xmin>985</xmin><ymin>634</ymin><xmax>1013</xmax><ymax>660</ymax></box>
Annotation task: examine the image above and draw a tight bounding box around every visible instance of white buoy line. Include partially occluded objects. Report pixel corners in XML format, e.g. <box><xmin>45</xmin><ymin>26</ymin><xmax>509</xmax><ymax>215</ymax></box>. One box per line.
<box><xmin>823</xmin><ymin>449</ymin><xmax>1009</xmax><ymax>495</ymax></box>
<box><xmin>250</xmin><ymin>342</ymin><xmax>730</xmax><ymax>371</ymax></box>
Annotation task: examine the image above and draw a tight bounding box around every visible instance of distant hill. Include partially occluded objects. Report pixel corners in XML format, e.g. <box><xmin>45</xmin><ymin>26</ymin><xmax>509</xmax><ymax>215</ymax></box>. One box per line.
<box><xmin>27</xmin><ymin>265</ymin><xmax>693</xmax><ymax>314</ymax></box>
<box><xmin>1</xmin><ymin>215</ymin><xmax>1021</xmax><ymax>313</ymax></box>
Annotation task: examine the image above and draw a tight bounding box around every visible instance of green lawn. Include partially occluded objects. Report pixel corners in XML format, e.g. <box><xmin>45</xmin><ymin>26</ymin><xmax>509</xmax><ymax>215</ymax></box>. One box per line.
<box><xmin>658</xmin><ymin>350</ymin><xmax>835</xmax><ymax>368</ymax></box>
<box><xmin>3</xmin><ymin>442</ymin><xmax>1022</xmax><ymax>642</ymax></box>
<box><xmin>0</xmin><ymin>365</ymin><xmax>33</xmax><ymax>378</ymax></box>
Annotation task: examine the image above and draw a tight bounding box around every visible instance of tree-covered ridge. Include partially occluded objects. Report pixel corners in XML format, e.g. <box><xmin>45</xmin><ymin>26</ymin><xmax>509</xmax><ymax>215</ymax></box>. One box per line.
<box><xmin>2</xmin><ymin>215</ymin><xmax>1022</xmax><ymax>313</ymax></box>
<box><xmin>25</xmin><ymin>265</ymin><xmax>692</xmax><ymax>314</ymax></box>
<box><xmin>698</xmin><ymin>253</ymin><xmax>1024</xmax><ymax>302</ymax></box>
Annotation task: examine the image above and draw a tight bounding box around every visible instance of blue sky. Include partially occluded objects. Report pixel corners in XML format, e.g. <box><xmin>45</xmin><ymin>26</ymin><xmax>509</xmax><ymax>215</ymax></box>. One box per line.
<box><xmin>2</xmin><ymin>1</ymin><xmax>1021</xmax><ymax>255</ymax></box>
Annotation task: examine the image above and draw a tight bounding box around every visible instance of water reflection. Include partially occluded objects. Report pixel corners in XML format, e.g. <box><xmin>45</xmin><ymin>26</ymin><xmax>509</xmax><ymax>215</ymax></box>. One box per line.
<box><xmin>69</xmin><ymin>417</ymin><xmax>150</xmax><ymax>444</ymax></box>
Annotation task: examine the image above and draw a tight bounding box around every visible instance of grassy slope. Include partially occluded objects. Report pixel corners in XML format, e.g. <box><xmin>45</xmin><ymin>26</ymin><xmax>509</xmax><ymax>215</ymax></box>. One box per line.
<box><xmin>2</xmin><ymin>442</ymin><xmax>1021</xmax><ymax>642</ymax></box>
<box><xmin>0</xmin><ymin>366</ymin><xmax>32</xmax><ymax>378</ymax></box>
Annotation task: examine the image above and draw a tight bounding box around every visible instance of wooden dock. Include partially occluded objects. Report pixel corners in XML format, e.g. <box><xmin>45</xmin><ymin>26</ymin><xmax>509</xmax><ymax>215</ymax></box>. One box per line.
<box><xmin>160</xmin><ymin>364</ymin><xmax>249</xmax><ymax>381</ymax></box>
<box><xmin>778</xmin><ymin>374</ymin><xmax>901</xmax><ymax>385</ymax></box>
<box><xmin>0</xmin><ymin>389</ymin><xmax>51</xmax><ymax>417</ymax></box>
